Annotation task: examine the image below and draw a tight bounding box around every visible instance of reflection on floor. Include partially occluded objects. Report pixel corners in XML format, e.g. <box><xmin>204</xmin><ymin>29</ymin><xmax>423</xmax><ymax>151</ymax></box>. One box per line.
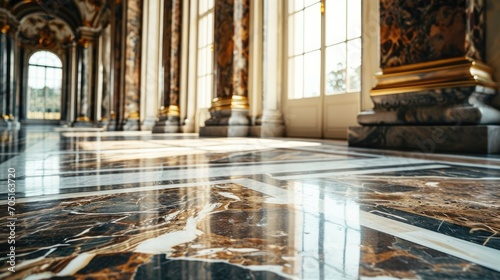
<box><xmin>0</xmin><ymin>127</ymin><xmax>499</xmax><ymax>279</ymax></box>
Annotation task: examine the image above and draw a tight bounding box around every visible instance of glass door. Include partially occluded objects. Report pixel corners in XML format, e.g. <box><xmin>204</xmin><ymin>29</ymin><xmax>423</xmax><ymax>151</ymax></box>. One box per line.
<box><xmin>284</xmin><ymin>0</ymin><xmax>362</xmax><ymax>139</ymax></box>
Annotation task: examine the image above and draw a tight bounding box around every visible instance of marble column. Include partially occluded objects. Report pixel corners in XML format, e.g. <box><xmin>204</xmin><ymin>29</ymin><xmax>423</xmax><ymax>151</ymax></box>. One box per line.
<box><xmin>73</xmin><ymin>27</ymin><xmax>98</xmax><ymax>127</ymax></box>
<box><xmin>107</xmin><ymin>0</ymin><xmax>124</xmax><ymax>131</ymax></box>
<box><xmin>139</xmin><ymin>0</ymin><xmax>162</xmax><ymax>131</ymax></box>
<box><xmin>200</xmin><ymin>0</ymin><xmax>251</xmax><ymax>137</ymax></box>
<box><xmin>0</xmin><ymin>30</ymin><xmax>9</xmax><ymax>127</ymax></box>
<box><xmin>107</xmin><ymin>0</ymin><xmax>143</xmax><ymax>131</ymax></box>
<box><xmin>98</xmin><ymin>24</ymin><xmax>111</xmax><ymax>128</ymax></box>
<box><xmin>349</xmin><ymin>0</ymin><xmax>500</xmax><ymax>154</ymax></box>
<box><xmin>122</xmin><ymin>0</ymin><xmax>143</xmax><ymax>130</ymax></box>
<box><xmin>0</xmin><ymin>12</ymin><xmax>20</xmax><ymax>129</ymax></box>
<box><xmin>153</xmin><ymin>0</ymin><xmax>184</xmax><ymax>133</ymax></box>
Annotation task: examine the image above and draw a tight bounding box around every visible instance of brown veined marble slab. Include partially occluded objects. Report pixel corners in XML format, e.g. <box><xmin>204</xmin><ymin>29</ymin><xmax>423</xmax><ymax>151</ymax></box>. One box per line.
<box><xmin>359</xmin><ymin>227</ymin><xmax>498</xmax><ymax>279</ymax></box>
<box><xmin>315</xmin><ymin>174</ymin><xmax>500</xmax><ymax>248</ymax></box>
<box><xmin>380</xmin><ymin>0</ymin><xmax>485</xmax><ymax>68</ymax></box>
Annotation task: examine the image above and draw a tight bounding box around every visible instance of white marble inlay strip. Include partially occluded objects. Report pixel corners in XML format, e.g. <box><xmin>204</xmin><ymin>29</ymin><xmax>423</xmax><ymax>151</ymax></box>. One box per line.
<box><xmin>7</xmin><ymin>179</ymin><xmax>236</xmax><ymax>204</ymax></box>
<box><xmin>273</xmin><ymin>164</ymin><xmax>450</xmax><ymax>180</ymax></box>
<box><xmin>23</xmin><ymin>157</ymin><xmax>346</xmax><ymax>178</ymax></box>
<box><xmin>11</xmin><ymin>158</ymin><xmax>432</xmax><ymax>194</ymax></box>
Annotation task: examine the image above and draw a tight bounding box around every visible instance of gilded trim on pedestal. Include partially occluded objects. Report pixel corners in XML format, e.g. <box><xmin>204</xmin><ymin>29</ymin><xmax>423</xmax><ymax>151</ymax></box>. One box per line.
<box><xmin>210</xmin><ymin>95</ymin><xmax>249</xmax><ymax>111</ymax></box>
<box><xmin>76</xmin><ymin>116</ymin><xmax>91</xmax><ymax>122</ymax></box>
<box><xmin>371</xmin><ymin>57</ymin><xmax>497</xmax><ymax>96</ymax></box>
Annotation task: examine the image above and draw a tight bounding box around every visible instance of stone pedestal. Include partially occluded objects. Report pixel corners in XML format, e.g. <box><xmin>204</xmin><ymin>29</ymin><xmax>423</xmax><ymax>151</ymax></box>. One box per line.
<box><xmin>349</xmin><ymin>125</ymin><xmax>500</xmax><ymax>154</ymax></box>
<box><xmin>349</xmin><ymin>0</ymin><xmax>500</xmax><ymax>154</ymax></box>
<box><xmin>200</xmin><ymin>107</ymin><xmax>250</xmax><ymax>137</ymax></box>
<box><xmin>153</xmin><ymin>116</ymin><xmax>181</xmax><ymax>133</ymax></box>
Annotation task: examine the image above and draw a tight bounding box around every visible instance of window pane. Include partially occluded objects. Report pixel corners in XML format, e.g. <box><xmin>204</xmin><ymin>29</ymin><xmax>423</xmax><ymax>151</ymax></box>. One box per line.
<box><xmin>325</xmin><ymin>43</ymin><xmax>347</xmax><ymax>95</ymax></box>
<box><xmin>198</xmin><ymin>49</ymin><xmax>206</xmax><ymax>75</ymax></box>
<box><xmin>28</xmin><ymin>66</ymin><xmax>46</xmax><ymax>89</ymax></box>
<box><xmin>304</xmin><ymin>0</ymin><xmax>319</xmax><ymax>7</ymax></box>
<box><xmin>303</xmin><ymin>50</ymin><xmax>320</xmax><ymax>98</ymax></box>
<box><xmin>347</xmin><ymin>0</ymin><xmax>361</xmax><ymax>39</ymax></box>
<box><xmin>288</xmin><ymin>11</ymin><xmax>304</xmax><ymax>56</ymax></box>
<box><xmin>199</xmin><ymin>0</ymin><xmax>207</xmax><ymax>15</ymax></box>
<box><xmin>29</xmin><ymin>51</ymin><xmax>61</xmax><ymax>67</ymax></box>
<box><xmin>289</xmin><ymin>0</ymin><xmax>303</xmax><ymax>14</ymax></box>
<box><xmin>304</xmin><ymin>3</ymin><xmax>321</xmax><ymax>52</ymax></box>
<box><xmin>347</xmin><ymin>38</ymin><xmax>361</xmax><ymax>92</ymax></box>
<box><xmin>325</xmin><ymin>0</ymin><xmax>346</xmax><ymax>45</ymax></box>
<box><xmin>288</xmin><ymin>56</ymin><xmax>304</xmax><ymax>99</ymax></box>
<box><xmin>207</xmin><ymin>13</ymin><xmax>213</xmax><ymax>44</ymax></box>
<box><xmin>198</xmin><ymin>16</ymin><xmax>207</xmax><ymax>47</ymax></box>
<box><xmin>197</xmin><ymin>76</ymin><xmax>206</xmax><ymax>107</ymax></box>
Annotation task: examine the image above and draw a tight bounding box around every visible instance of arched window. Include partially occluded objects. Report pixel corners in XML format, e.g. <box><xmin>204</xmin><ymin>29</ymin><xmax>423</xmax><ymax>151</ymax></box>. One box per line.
<box><xmin>27</xmin><ymin>51</ymin><xmax>63</xmax><ymax>120</ymax></box>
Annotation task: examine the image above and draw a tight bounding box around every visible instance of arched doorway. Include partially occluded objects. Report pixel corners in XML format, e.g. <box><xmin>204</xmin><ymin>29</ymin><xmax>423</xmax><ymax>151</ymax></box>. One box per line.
<box><xmin>27</xmin><ymin>51</ymin><xmax>63</xmax><ymax>121</ymax></box>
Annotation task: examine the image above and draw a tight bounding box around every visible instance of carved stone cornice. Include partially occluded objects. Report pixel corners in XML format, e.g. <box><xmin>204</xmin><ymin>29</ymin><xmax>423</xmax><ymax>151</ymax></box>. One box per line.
<box><xmin>77</xmin><ymin>26</ymin><xmax>100</xmax><ymax>47</ymax></box>
<box><xmin>0</xmin><ymin>8</ymin><xmax>19</xmax><ymax>36</ymax></box>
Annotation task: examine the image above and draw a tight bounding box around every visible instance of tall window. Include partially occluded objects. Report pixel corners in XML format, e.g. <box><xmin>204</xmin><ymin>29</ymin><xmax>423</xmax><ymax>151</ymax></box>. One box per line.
<box><xmin>288</xmin><ymin>0</ymin><xmax>361</xmax><ymax>99</ymax></box>
<box><xmin>27</xmin><ymin>51</ymin><xmax>63</xmax><ymax>120</ymax></box>
<box><xmin>197</xmin><ymin>0</ymin><xmax>214</xmax><ymax>108</ymax></box>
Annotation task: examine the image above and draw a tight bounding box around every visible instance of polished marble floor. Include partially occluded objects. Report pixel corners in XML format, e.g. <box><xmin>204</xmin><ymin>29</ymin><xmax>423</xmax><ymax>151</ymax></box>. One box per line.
<box><xmin>0</xmin><ymin>126</ymin><xmax>499</xmax><ymax>279</ymax></box>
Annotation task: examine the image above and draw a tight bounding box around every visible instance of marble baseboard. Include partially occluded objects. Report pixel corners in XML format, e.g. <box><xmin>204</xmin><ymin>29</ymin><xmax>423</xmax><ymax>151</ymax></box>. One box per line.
<box><xmin>199</xmin><ymin>125</ymin><xmax>249</xmax><ymax>137</ymax></box>
<box><xmin>348</xmin><ymin>125</ymin><xmax>500</xmax><ymax>154</ymax></box>
<box><xmin>249</xmin><ymin>125</ymin><xmax>260</xmax><ymax>137</ymax></box>
<box><xmin>0</xmin><ymin>120</ymin><xmax>21</xmax><ymax>130</ymax></box>
<box><xmin>152</xmin><ymin>122</ymin><xmax>180</xmax><ymax>133</ymax></box>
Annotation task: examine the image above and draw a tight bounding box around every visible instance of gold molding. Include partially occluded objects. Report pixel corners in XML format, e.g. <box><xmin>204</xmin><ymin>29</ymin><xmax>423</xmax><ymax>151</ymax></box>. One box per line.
<box><xmin>76</xmin><ymin>116</ymin><xmax>90</xmax><ymax>122</ymax></box>
<box><xmin>127</xmin><ymin>112</ymin><xmax>140</xmax><ymax>119</ymax></box>
<box><xmin>167</xmin><ymin>105</ymin><xmax>180</xmax><ymax>117</ymax></box>
<box><xmin>372</xmin><ymin>57</ymin><xmax>497</xmax><ymax>96</ymax></box>
<box><xmin>210</xmin><ymin>95</ymin><xmax>249</xmax><ymax>111</ymax></box>
<box><xmin>0</xmin><ymin>24</ymin><xmax>10</xmax><ymax>34</ymax></box>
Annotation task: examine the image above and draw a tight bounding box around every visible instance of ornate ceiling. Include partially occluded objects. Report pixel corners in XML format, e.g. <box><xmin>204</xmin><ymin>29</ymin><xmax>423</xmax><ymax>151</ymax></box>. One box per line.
<box><xmin>19</xmin><ymin>12</ymin><xmax>74</xmax><ymax>48</ymax></box>
<box><xmin>1</xmin><ymin>0</ymin><xmax>109</xmax><ymax>48</ymax></box>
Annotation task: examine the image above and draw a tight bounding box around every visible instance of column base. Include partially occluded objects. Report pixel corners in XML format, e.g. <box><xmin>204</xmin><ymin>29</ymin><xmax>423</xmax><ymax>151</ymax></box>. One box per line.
<box><xmin>200</xmin><ymin>108</ymin><xmax>250</xmax><ymax>137</ymax></box>
<box><xmin>72</xmin><ymin>121</ymin><xmax>95</xmax><ymax>128</ymax></box>
<box><xmin>0</xmin><ymin>120</ymin><xmax>21</xmax><ymax>130</ymax></box>
<box><xmin>199</xmin><ymin>125</ymin><xmax>249</xmax><ymax>137</ymax></box>
<box><xmin>141</xmin><ymin>117</ymin><xmax>156</xmax><ymax>131</ymax></box>
<box><xmin>348</xmin><ymin>125</ymin><xmax>500</xmax><ymax>154</ymax></box>
<box><xmin>249</xmin><ymin>124</ymin><xmax>285</xmax><ymax>137</ymax></box>
<box><xmin>123</xmin><ymin>119</ymin><xmax>141</xmax><ymax>131</ymax></box>
<box><xmin>152</xmin><ymin>116</ymin><xmax>180</xmax><ymax>133</ymax></box>
<box><xmin>106</xmin><ymin>120</ymin><xmax>117</xmax><ymax>131</ymax></box>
